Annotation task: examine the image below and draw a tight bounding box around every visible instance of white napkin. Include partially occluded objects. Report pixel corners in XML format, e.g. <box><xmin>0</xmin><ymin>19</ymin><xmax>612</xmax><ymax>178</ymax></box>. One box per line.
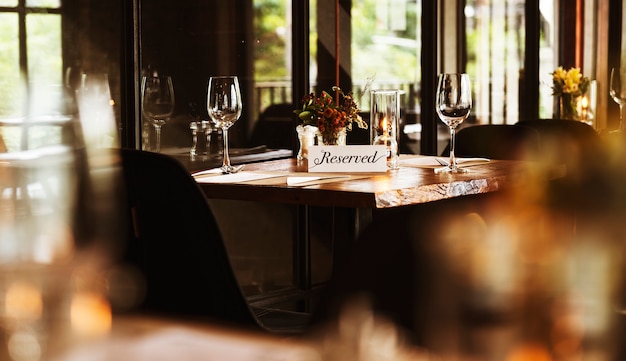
<box><xmin>194</xmin><ymin>171</ymin><xmax>282</xmax><ymax>183</ymax></box>
<box><xmin>286</xmin><ymin>175</ymin><xmax>349</xmax><ymax>186</ymax></box>
<box><xmin>400</xmin><ymin>156</ymin><xmax>490</xmax><ymax>167</ymax></box>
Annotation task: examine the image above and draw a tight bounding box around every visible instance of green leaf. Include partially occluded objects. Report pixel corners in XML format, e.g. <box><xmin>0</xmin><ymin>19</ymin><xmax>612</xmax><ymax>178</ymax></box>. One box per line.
<box><xmin>298</xmin><ymin>111</ymin><xmax>312</xmax><ymax>121</ymax></box>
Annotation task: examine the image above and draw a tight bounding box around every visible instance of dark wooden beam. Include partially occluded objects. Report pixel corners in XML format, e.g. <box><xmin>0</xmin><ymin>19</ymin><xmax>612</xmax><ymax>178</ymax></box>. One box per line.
<box><xmin>420</xmin><ymin>0</ymin><xmax>437</xmax><ymax>155</ymax></box>
<box><xmin>520</xmin><ymin>0</ymin><xmax>540</xmax><ymax>122</ymax></box>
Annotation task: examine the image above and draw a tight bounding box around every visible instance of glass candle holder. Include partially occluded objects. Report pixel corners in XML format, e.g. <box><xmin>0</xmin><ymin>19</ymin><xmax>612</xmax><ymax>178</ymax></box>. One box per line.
<box><xmin>370</xmin><ymin>90</ymin><xmax>401</xmax><ymax>169</ymax></box>
<box><xmin>190</xmin><ymin>120</ymin><xmax>212</xmax><ymax>160</ymax></box>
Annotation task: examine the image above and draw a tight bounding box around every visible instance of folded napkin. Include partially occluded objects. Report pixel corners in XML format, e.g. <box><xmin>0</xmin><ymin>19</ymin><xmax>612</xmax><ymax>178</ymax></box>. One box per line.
<box><xmin>193</xmin><ymin>171</ymin><xmax>282</xmax><ymax>183</ymax></box>
<box><xmin>193</xmin><ymin>170</ymin><xmax>357</xmax><ymax>186</ymax></box>
<box><xmin>399</xmin><ymin>155</ymin><xmax>490</xmax><ymax>168</ymax></box>
<box><xmin>286</xmin><ymin>175</ymin><xmax>350</xmax><ymax>186</ymax></box>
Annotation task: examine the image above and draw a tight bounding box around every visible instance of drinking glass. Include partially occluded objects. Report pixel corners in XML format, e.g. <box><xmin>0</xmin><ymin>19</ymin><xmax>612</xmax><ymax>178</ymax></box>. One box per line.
<box><xmin>610</xmin><ymin>68</ymin><xmax>626</xmax><ymax>132</ymax></box>
<box><xmin>435</xmin><ymin>73</ymin><xmax>472</xmax><ymax>173</ymax></box>
<box><xmin>207</xmin><ymin>76</ymin><xmax>243</xmax><ymax>173</ymax></box>
<box><xmin>141</xmin><ymin>75</ymin><xmax>175</xmax><ymax>153</ymax></box>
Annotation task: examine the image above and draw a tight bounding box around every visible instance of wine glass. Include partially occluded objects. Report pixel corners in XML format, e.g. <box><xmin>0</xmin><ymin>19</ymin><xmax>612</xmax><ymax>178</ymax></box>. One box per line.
<box><xmin>141</xmin><ymin>75</ymin><xmax>175</xmax><ymax>153</ymax></box>
<box><xmin>207</xmin><ymin>76</ymin><xmax>243</xmax><ymax>173</ymax></box>
<box><xmin>435</xmin><ymin>73</ymin><xmax>472</xmax><ymax>173</ymax></box>
<box><xmin>610</xmin><ymin>68</ymin><xmax>626</xmax><ymax>132</ymax></box>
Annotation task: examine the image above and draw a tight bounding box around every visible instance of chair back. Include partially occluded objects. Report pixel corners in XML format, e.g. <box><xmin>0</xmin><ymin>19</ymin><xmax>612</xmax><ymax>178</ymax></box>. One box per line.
<box><xmin>441</xmin><ymin>124</ymin><xmax>541</xmax><ymax>160</ymax></box>
<box><xmin>249</xmin><ymin>103</ymin><xmax>296</xmax><ymax>150</ymax></box>
<box><xmin>516</xmin><ymin>119</ymin><xmax>604</xmax><ymax>171</ymax></box>
<box><xmin>120</xmin><ymin>148</ymin><xmax>260</xmax><ymax>328</ymax></box>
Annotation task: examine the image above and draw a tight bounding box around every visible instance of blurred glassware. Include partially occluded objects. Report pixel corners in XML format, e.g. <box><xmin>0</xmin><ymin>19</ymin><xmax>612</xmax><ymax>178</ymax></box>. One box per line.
<box><xmin>141</xmin><ymin>75</ymin><xmax>175</xmax><ymax>153</ymax></box>
<box><xmin>609</xmin><ymin>68</ymin><xmax>626</xmax><ymax>132</ymax></box>
<box><xmin>75</xmin><ymin>73</ymin><xmax>118</xmax><ymax>149</ymax></box>
<box><xmin>0</xmin><ymin>83</ymin><xmax>127</xmax><ymax>361</ymax></box>
<box><xmin>189</xmin><ymin>120</ymin><xmax>212</xmax><ymax>161</ymax></box>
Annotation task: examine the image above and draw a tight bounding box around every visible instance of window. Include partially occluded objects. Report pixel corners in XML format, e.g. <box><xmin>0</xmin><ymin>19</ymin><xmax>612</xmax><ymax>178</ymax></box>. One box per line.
<box><xmin>0</xmin><ymin>0</ymin><xmax>63</xmax><ymax>151</ymax></box>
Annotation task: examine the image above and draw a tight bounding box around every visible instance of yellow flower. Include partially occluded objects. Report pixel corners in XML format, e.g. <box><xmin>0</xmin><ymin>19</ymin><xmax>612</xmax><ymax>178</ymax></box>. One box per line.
<box><xmin>551</xmin><ymin>66</ymin><xmax>589</xmax><ymax>96</ymax></box>
<box><xmin>553</xmin><ymin>66</ymin><xmax>567</xmax><ymax>80</ymax></box>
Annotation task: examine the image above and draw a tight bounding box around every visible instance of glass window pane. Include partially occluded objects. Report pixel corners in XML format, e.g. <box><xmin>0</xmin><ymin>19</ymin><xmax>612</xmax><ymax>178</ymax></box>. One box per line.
<box><xmin>538</xmin><ymin>0</ymin><xmax>557</xmax><ymax>118</ymax></box>
<box><xmin>253</xmin><ymin>0</ymin><xmax>292</xmax><ymax>123</ymax></box>
<box><xmin>352</xmin><ymin>0</ymin><xmax>421</xmax><ymax>153</ymax></box>
<box><xmin>26</xmin><ymin>0</ymin><xmax>60</xmax><ymax>8</ymax></box>
<box><xmin>0</xmin><ymin>0</ymin><xmax>17</xmax><ymax>6</ymax></box>
<box><xmin>26</xmin><ymin>14</ymin><xmax>62</xmax><ymax>86</ymax></box>
<box><xmin>0</xmin><ymin>13</ymin><xmax>22</xmax><ymax>118</ymax></box>
<box><xmin>352</xmin><ymin>0</ymin><xmax>421</xmax><ymax>109</ymax></box>
<box><xmin>465</xmin><ymin>0</ymin><xmax>526</xmax><ymax>125</ymax></box>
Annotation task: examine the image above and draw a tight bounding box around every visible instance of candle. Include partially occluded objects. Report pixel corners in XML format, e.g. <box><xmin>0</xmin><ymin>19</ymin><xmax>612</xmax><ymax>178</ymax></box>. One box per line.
<box><xmin>371</xmin><ymin>90</ymin><xmax>401</xmax><ymax>169</ymax></box>
<box><xmin>580</xmin><ymin>96</ymin><xmax>588</xmax><ymax>121</ymax></box>
<box><xmin>380</xmin><ymin>117</ymin><xmax>389</xmax><ymax>135</ymax></box>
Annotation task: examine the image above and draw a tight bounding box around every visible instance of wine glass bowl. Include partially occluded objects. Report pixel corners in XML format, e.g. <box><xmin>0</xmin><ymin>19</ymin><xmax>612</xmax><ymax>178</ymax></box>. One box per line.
<box><xmin>207</xmin><ymin>76</ymin><xmax>243</xmax><ymax>173</ymax></box>
<box><xmin>436</xmin><ymin>73</ymin><xmax>472</xmax><ymax>173</ymax></box>
<box><xmin>610</xmin><ymin>68</ymin><xmax>626</xmax><ymax>132</ymax></box>
<box><xmin>141</xmin><ymin>75</ymin><xmax>175</xmax><ymax>152</ymax></box>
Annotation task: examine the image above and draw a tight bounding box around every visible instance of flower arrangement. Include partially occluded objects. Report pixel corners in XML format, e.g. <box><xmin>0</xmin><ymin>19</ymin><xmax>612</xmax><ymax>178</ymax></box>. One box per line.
<box><xmin>294</xmin><ymin>86</ymin><xmax>368</xmax><ymax>145</ymax></box>
<box><xmin>551</xmin><ymin>66</ymin><xmax>591</xmax><ymax>120</ymax></box>
<box><xmin>551</xmin><ymin>66</ymin><xmax>590</xmax><ymax>97</ymax></box>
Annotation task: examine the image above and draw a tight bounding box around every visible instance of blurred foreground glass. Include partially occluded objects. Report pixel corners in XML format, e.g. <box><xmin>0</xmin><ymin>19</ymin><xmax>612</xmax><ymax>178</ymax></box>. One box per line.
<box><xmin>410</xmin><ymin>184</ymin><xmax>626</xmax><ymax>360</ymax></box>
<box><xmin>370</xmin><ymin>90</ymin><xmax>401</xmax><ymax>169</ymax></box>
<box><xmin>75</xmin><ymin>73</ymin><xmax>118</xmax><ymax>149</ymax></box>
<box><xmin>0</xmin><ymin>85</ymin><xmax>127</xmax><ymax>361</ymax></box>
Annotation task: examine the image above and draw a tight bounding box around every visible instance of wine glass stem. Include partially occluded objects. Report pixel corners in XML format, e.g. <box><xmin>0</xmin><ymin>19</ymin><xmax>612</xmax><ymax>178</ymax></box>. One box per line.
<box><xmin>449</xmin><ymin>127</ymin><xmax>457</xmax><ymax>169</ymax></box>
<box><xmin>222</xmin><ymin>128</ymin><xmax>231</xmax><ymax>168</ymax></box>
<box><xmin>153</xmin><ymin>123</ymin><xmax>163</xmax><ymax>153</ymax></box>
<box><xmin>620</xmin><ymin>105</ymin><xmax>624</xmax><ymax>132</ymax></box>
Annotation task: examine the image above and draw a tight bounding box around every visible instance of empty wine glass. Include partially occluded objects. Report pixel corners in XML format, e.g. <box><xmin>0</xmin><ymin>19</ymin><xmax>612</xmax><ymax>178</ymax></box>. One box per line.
<box><xmin>610</xmin><ymin>68</ymin><xmax>626</xmax><ymax>132</ymax></box>
<box><xmin>435</xmin><ymin>73</ymin><xmax>472</xmax><ymax>173</ymax></box>
<box><xmin>141</xmin><ymin>75</ymin><xmax>175</xmax><ymax>152</ymax></box>
<box><xmin>207</xmin><ymin>76</ymin><xmax>243</xmax><ymax>173</ymax></box>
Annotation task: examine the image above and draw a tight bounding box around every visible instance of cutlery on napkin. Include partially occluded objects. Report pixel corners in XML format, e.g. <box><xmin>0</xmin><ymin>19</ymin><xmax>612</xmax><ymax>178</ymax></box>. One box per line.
<box><xmin>399</xmin><ymin>155</ymin><xmax>490</xmax><ymax>168</ymax></box>
<box><xmin>286</xmin><ymin>175</ymin><xmax>350</xmax><ymax>186</ymax></box>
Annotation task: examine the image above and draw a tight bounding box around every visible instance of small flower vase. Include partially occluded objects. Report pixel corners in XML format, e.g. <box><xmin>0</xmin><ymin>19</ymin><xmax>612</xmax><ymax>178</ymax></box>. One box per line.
<box><xmin>317</xmin><ymin>127</ymin><xmax>347</xmax><ymax>146</ymax></box>
<box><xmin>296</xmin><ymin>125</ymin><xmax>318</xmax><ymax>160</ymax></box>
<box><xmin>554</xmin><ymin>93</ymin><xmax>580</xmax><ymax>120</ymax></box>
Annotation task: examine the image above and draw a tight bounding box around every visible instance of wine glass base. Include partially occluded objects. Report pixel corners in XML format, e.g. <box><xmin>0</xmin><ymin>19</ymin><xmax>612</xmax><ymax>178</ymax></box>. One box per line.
<box><xmin>221</xmin><ymin>164</ymin><xmax>245</xmax><ymax>174</ymax></box>
<box><xmin>434</xmin><ymin>166</ymin><xmax>470</xmax><ymax>174</ymax></box>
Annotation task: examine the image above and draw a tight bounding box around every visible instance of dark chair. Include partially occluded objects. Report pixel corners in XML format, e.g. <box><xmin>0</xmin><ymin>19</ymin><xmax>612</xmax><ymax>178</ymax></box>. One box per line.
<box><xmin>515</xmin><ymin>118</ymin><xmax>608</xmax><ymax>213</ymax></box>
<box><xmin>249</xmin><ymin>103</ymin><xmax>296</xmax><ymax>150</ymax></box>
<box><xmin>119</xmin><ymin>148</ymin><xmax>310</xmax><ymax>334</ymax></box>
<box><xmin>515</xmin><ymin>118</ymin><xmax>604</xmax><ymax>166</ymax></box>
<box><xmin>441</xmin><ymin>124</ymin><xmax>541</xmax><ymax>160</ymax></box>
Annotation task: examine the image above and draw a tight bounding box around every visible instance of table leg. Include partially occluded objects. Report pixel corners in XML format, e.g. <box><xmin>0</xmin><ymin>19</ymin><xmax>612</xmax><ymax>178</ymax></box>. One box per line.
<box><xmin>293</xmin><ymin>204</ymin><xmax>311</xmax><ymax>310</ymax></box>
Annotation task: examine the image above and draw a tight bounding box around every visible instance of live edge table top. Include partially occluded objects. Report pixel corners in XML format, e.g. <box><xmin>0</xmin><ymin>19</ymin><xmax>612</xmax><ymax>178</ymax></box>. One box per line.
<box><xmin>195</xmin><ymin>156</ymin><xmax>557</xmax><ymax>209</ymax></box>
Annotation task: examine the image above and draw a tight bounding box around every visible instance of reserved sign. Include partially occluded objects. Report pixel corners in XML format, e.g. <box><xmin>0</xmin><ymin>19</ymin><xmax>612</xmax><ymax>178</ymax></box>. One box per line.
<box><xmin>308</xmin><ymin>145</ymin><xmax>388</xmax><ymax>172</ymax></box>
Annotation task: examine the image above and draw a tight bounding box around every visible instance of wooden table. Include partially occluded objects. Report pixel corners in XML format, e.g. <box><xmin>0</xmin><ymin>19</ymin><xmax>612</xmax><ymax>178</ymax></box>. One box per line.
<box><xmin>195</xmin><ymin>155</ymin><xmax>557</xmax><ymax>298</ymax></box>
<box><xmin>196</xmin><ymin>156</ymin><xmax>541</xmax><ymax>209</ymax></box>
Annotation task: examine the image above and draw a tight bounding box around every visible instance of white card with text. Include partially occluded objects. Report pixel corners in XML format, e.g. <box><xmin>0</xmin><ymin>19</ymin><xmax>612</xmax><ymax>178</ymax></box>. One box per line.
<box><xmin>307</xmin><ymin>145</ymin><xmax>388</xmax><ymax>172</ymax></box>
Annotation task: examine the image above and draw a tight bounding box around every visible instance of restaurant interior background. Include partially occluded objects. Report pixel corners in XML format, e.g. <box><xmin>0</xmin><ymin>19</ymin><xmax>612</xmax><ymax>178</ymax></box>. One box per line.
<box><xmin>3</xmin><ymin>0</ymin><xmax>624</xmax><ymax>154</ymax></box>
<box><xmin>2</xmin><ymin>0</ymin><xmax>626</xmax><ymax>358</ymax></box>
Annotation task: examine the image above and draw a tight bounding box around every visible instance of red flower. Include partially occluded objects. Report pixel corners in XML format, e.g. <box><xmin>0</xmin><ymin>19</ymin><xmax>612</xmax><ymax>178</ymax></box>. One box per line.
<box><xmin>293</xmin><ymin>86</ymin><xmax>368</xmax><ymax>144</ymax></box>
